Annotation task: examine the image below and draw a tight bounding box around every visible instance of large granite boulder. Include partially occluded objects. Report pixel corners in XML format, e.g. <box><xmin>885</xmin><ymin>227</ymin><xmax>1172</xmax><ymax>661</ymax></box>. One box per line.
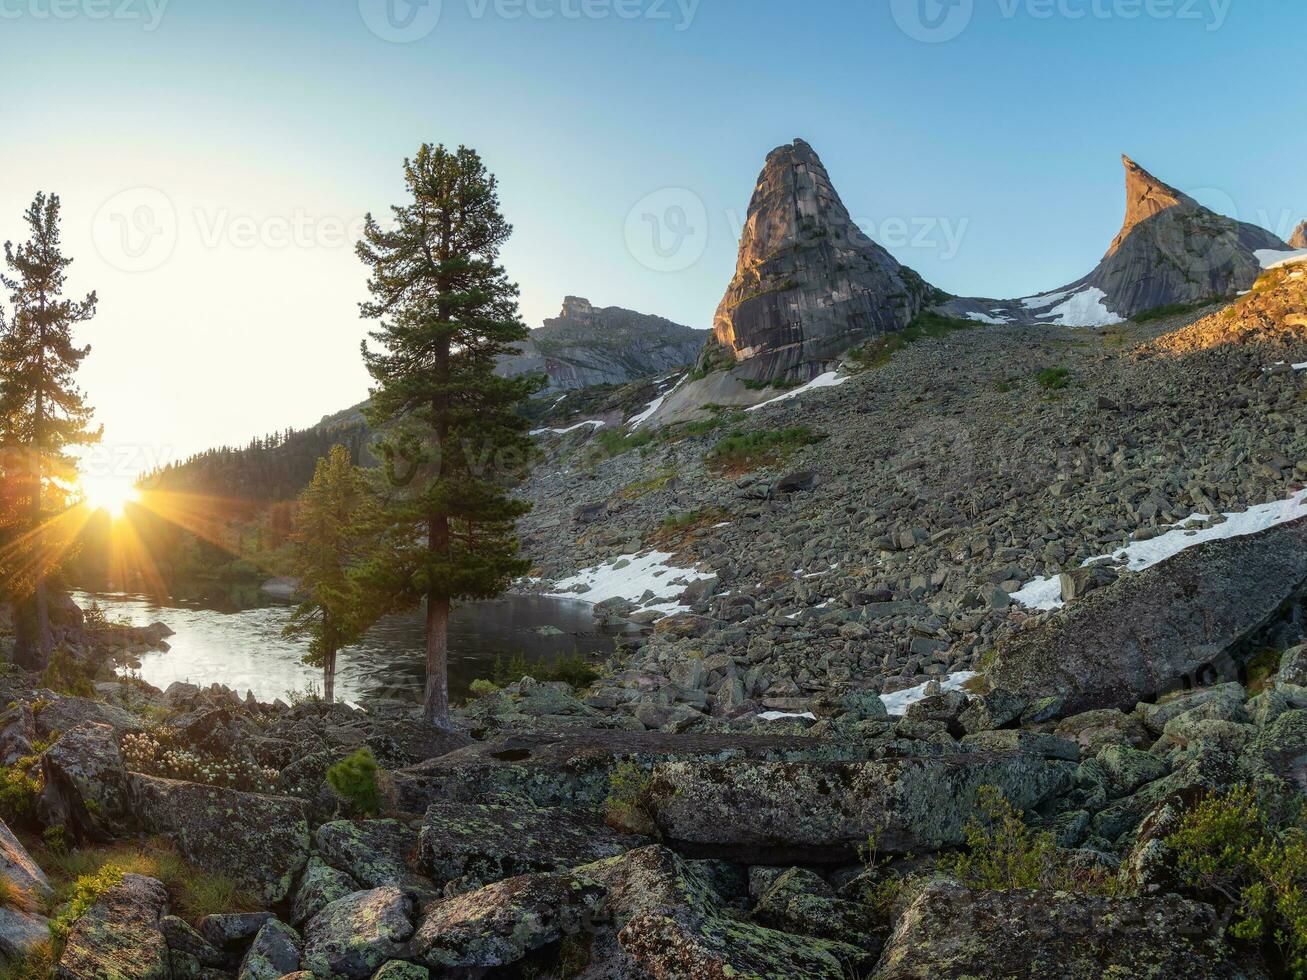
<box><xmin>302</xmin><ymin>888</ymin><xmax>414</xmax><ymax>980</ymax></box>
<box><xmin>313</xmin><ymin>819</ymin><xmax>420</xmax><ymax>890</ymax></box>
<box><xmin>0</xmin><ymin>818</ymin><xmax>52</xmax><ymax>908</ymax></box>
<box><xmin>237</xmin><ymin>918</ymin><xmax>302</xmax><ymax>980</ymax></box>
<box><xmin>643</xmin><ymin>752</ymin><xmax>1072</xmax><ymax>862</ymax></box>
<box><xmin>56</xmin><ymin>873</ymin><xmax>170</xmax><ymax>980</ymax></box>
<box><xmin>0</xmin><ymin>908</ymin><xmax>52</xmax><ymax>961</ymax></box>
<box><xmin>410</xmin><ymin>872</ymin><xmax>605</xmax><ymax>971</ymax></box>
<box><xmin>35</xmin><ymin>697</ymin><xmax>142</xmax><ymax>739</ymax></box>
<box><xmin>417</xmin><ymin>801</ymin><xmax>641</xmax><ymax>888</ymax></box>
<box><xmin>872</xmin><ymin>879</ymin><xmax>1261</xmax><ymax>979</ymax></box>
<box><xmin>709</xmin><ymin>139</ymin><xmax>936</xmax><ymax>383</ymax></box>
<box><xmin>129</xmin><ymin>774</ymin><xmax>310</xmax><ymax>903</ymax></box>
<box><xmin>290</xmin><ymin>858</ymin><xmax>359</xmax><ymax>927</ymax></box>
<box><xmin>39</xmin><ymin>723</ymin><xmax>131</xmax><ymax>842</ymax></box>
<box><xmin>987</xmin><ymin>516</ymin><xmax>1307</xmax><ymax>717</ymax></box>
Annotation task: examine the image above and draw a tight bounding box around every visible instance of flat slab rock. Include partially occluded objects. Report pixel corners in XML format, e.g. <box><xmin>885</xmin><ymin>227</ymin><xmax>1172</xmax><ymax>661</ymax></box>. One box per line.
<box><xmin>129</xmin><ymin>774</ymin><xmax>310</xmax><ymax>903</ymax></box>
<box><xmin>872</xmin><ymin>879</ymin><xmax>1264</xmax><ymax>979</ymax></box>
<box><xmin>644</xmin><ymin>752</ymin><xmax>1072</xmax><ymax>862</ymax></box>
<box><xmin>392</xmin><ymin>730</ymin><xmax>899</xmax><ymax>811</ymax></box>
<box><xmin>418</xmin><ymin>801</ymin><xmax>643</xmax><ymax>886</ymax></box>
<box><xmin>988</xmin><ymin>516</ymin><xmax>1307</xmax><ymax>718</ymax></box>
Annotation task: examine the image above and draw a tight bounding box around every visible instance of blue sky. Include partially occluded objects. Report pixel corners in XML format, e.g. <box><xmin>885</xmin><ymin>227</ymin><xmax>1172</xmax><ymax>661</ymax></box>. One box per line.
<box><xmin>2</xmin><ymin>0</ymin><xmax>1304</xmax><ymax>467</ymax></box>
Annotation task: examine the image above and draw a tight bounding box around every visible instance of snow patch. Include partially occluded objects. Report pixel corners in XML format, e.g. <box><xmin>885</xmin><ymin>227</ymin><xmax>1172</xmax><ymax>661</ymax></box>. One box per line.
<box><xmin>530</xmin><ymin>419</ymin><xmax>604</xmax><ymax>436</ymax></box>
<box><xmin>880</xmin><ymin>671</ymin><xmax>979</xmax><ymax>716</ymax></box>
<box><xmin>759</xmin><ymin>711</ymin><xmax>817</xmax><ymax>722</ymax></box>
<box><xmin>1256</xmin><ymin>248</ymin><xmax>1307</xmax><ymax>271</ymax></box>
<box><xmin>1036</xmin><ymin>287</ymin><xmax>1123</xmax><ymax>327</ymax></box>
<box><xmin>628</xmin><ymin>374</ymin><xmax>687</xmax><ymax>429</ymax></box>
<box><xmin>746</xmin><ymin>372</ymin><xmax>849</xmax><ymax>412</ymax></box>
<box><xmin>547</xmin><ymin>550</ymin><xmax>714</xmax><ymax>615</ymax></box>
<box><xmin>1013</xmin><ymin>489</ymin><xmax>1307</xmax><ymax>611</ymax></box>
<box><xmin>964</xmin><ymin>311</ymin><xmax>1013</xmax><ymax>325</ymax></box>
<box><xmin>1020</xmin><ymin>288</ymin><xmax>1074</xmax><ymax>310</ymax></box>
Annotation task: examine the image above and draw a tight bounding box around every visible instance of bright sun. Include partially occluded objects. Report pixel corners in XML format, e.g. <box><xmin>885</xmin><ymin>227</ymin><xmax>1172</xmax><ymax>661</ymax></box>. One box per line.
<box><xmin>81</xmin><ymin>475</ymin><xmax>141</xmax><ymax>517</ymax></box>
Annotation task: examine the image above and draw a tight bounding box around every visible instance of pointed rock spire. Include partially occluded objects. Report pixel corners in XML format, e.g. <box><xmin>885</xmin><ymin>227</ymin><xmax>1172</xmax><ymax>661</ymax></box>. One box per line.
<box><xmin>1106</xmin><ymin>155</ymin><xmax>1199</xmax><ymax>257</ymax></box>
<box><xmin>710</xmin><ymin>139</ymin><xmax>935</xmax><ymax>381</ymax></box>
<box><xmin>1291</xmin><ymin>221</ymin><xmax>1307</xmax><ymax>250</ymax></box>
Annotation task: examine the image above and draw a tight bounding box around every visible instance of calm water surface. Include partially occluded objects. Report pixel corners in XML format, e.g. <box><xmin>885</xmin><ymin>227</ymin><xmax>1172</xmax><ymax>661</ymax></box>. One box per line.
<box><xmin>73</xmin><ymin>585</ymin><xmax>628</xmax><ymax>705</ymax></box>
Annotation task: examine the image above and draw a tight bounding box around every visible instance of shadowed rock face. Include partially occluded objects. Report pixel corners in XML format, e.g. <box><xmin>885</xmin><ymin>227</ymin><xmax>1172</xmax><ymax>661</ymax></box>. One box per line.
<box><xmin>496</xmin><ymin>296</ymin><xmax>706</xmax><ymax>392</ymax></box>
<box><xmin>1291</xmin><ymin>221</ymin><xmax>1307</xmax><ymax>249</ymax></box>
<box><xmin>986</xmin><ymin>516</ymin><xmax>1307</xmax><ymax>718</ymax></box>
<box><xmin>710</xmin><ymin>139</ymin><xmax>936</xmax><ymax>382</ymax></box>
<box><xmin>940</xmin><ymin>156</ymin><xmax>1291</xmax><ymax>325</ymax></box>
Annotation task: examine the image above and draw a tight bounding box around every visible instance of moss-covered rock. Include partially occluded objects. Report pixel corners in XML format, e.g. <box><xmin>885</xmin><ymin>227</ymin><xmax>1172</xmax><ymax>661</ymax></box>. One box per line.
<box><xmin>129</xmin><ymin>774</ymin><xmax>310</xmax><ymax>903</ymax></box>
<box><xmin>410</xmin><ymin>872</ymin><xmax>604</xmax><ymax>970</ymax></box>
<box><xmin>237</xmin><ymin>918</ymin><xmax>301</xmax><ymax>980</ymax></box>
<box><xmin>290</xmin><ymin>858</ymin><xmax>358</xmax><ymax>928</ymax></box>
<box><xmin>1096</xmin><ymin>745</ymin><xmax>1169</xmax><ymax>797</ymax></box>
<box><xmin>417</xmin><ymin>801</ymin><xmax>641</xmax><ymax>888</ymax></box>
<box><xmin>371</xmin><ymin>961</ymin><xmax>428</xmax><ymax>980</ymax></box>
<box><xmin>39</xmin><ymin>722</ymin><xmax>130</xmax><ymax>842</ymax></box>
<box><xmin>302</xmin><ymin>888</ymin><xmax>414</xmax><ymax>980</ymax></box>
<box><xmin>872</xmin><ymin>878</ymin><xmax>1257</xmax><ymax>979</ymax></box>
<box><xmin>314</xmin><ymin>819</ymin><xmax>420</xmax><ymax>890</ymax></box>
<box><xmin>644</xmin><ymin>753</ymin><xmax>1072</xmax><ymax>861</ymax></box>
<box><xmin>56</xmin><ymin>873</ymin><xmax>169</xmax><ymax>980</ymax></box>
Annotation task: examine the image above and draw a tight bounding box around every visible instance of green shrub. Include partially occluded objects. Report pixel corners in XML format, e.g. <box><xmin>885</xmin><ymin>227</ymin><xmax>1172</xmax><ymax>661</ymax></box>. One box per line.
<box><xmin>41</xmin><ymin>650</ymin><xmax>96</xmax><ymax>699</ymax></box>
<box><xmin>0</xmin><ymin>756</ymin><xmax>44</xmax><ymax>827</ymax></box>
<box><xmin>488</xmin><ymin>652</ymin><xmax>599</xmax><ymax>689</ymax></box>
<box><xmin>946</xmin><ymin>786</ymin><xmax>1117</xmax><ymax>895</ymax></box>
<box><xmin>467</xmin><ymin>678</ymin><xmax>501</xmax><ymax>699</ymax></box>
<box><xmin>50</xmin><ymin>865</ymin><xmax>124</xmax><ymax>944</ymax></box>
<box><xmin>1035</xmin><ymin>367</ymin><xmax>1071</xmax><ymax>391</ymax></box>
<box><xmin>847</xmin><ymin>311</ymin><xmax>974</xmax><ymax>370</ymax></box>
<box><xmin>594</xmin><ymin>429</ymin><xmax>656</xmax><ymax>458</ymax></box>
<box><xmin>604</xmin><ymin>762</ymin><xmax>655</xmax><ymax>836</ymax></box>
<box><xmin>327</xmin><ymin>748</ymin><xmax>383</xmax><ymax>817</ymax></box>
<box><xmin>706</xmin><ymin>426</ymin><xmax>826</xmax><ymax>474</ymax></box>
<box><xmin>1168</xmin><ymin>786</ymin><xmax>1307</xmax><ymax>976</ymax></box>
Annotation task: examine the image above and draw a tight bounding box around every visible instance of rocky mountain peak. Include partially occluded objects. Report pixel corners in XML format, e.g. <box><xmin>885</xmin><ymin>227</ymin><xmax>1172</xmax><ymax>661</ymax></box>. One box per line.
<box><xmin>1107</xmin><ymin>155</ymin><xmax>1198</xmax><ymax>257</ymax></box>
<box><xmin>1291</xmin><ymin>221</ymin><xmax>1307</xmax><ymax>249</ymax></box>
<box><xmin>710</xmin><ymin>139</ymin><xmax>935</xmax><ymax>382</ymax></box>
<box><xmin>559</xmin><ymin>296</ymin><xmax>596</xmax><ymax>319</ymax></box>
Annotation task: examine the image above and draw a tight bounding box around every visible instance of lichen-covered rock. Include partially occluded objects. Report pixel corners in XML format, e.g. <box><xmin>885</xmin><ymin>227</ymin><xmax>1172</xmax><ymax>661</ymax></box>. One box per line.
<box><xmin>291</xmin><ymin>857</ymin><xmax>359</xmax><ymax>927</ymax></box>
<box><xmin>753</xmin><ymin>867</ymin><xmax>881</xmax><ymax>952</ymax></box>
<box><xmin>0</xmin><ymin>817</ymin><xmax>52</xmax><ymax>907</ymax></box>
<box><xmin>1140</xmin><ymin>683</ymin><xmax>1247</xmax><ymax>734</ymax></box>
<box><xmin>39</xmin><ymin>723</ymin><xmax>130</xmax><ymax>842</ymax></box>
<box><xmin>314</xmin><ymin>819</ymin><xmax>419</xmax><ymax>890</ymax></box>
<box><xmin>198</xmin><ymin>912</ymin><xmax>275</xmax><ymax>951</ymax></box>
<box><xmin>238</xmin><ymin>918</ymin><xmax>301</xmax><ymax>980</ymax></box>
<box><xmin>410</xmin><ymin>872</ymin><xmax>604</xmax><ymax>971</ymax></box>
<box><xmin>36</xmin><ymin>697</ymin><xmax>143</xmax><ymax>739</ymax></box>
<box><xmin>0</xmin><ymin>702</ymin><xmax>34</xmax><ymax>766</ymax></box>
<box><xmin>417</xmin><ymin>801</ymin><xmax>640</xmax><ymax>888</ymax></box>
<box><xmin>1096</xmin><ymin>745</ymin><xmax>1169</xmax><ymax>797</ymax></box>
<box><xmin>871</xmin><ymin>878</ymin><xmax>1257</xmax><ymax>979</ymax></box>
<box><xmin>129</xmin><ymin>774</ymin><xmax>309</xmax><ymax>903</ymax></box>
<box><xmin>1240</xmin><ymin>709</ymin><xmax>1307</xmax><ymax>792</ymax></box>
<box><xmin>577</xmin><ymin>845</ymin><xmax>870</xmax><ymax>978</ymax></box>
<box><xmin>1054</xmin><ymin>708</ymin><xmax>1149</xmax><ymax>754</ymax></box>
<box><xmin>161</xmin><ymin>914</ymin><xmax>226</xmax><ymax>977</ymax></box>
<box><xmin>987</xmin><ymin>518</ymin><xmax>1307</xmax><ymax>717</ymax></box>
<box><xmin>371</xmin><ymin>961</ymin><xmax>429</xmax><ymax>980</ymax></box>
<box><xmin>644</xmin><ymin>753</ymin><xmax>1072</xmax><ymax>861</ymax></box>
<box><xmin>0</xmin><ymin>908</ymin><xmax>52</xmax><ymax>961</ymax></box>
<box><xmin>960</xmin><ymin>730</ymin><xmax>1080</xmax><ymax>762</ymax></box>
<box><xmin>302</xmin><ymin>888</ymin><xmax>414</xmax><ymax>980</ymax></box>
<box><xmin>1280</xmin><ymin>644</ymin><xmax>1307</xmax><ymax>687</ymax></box>
<box><xmin>56</xmin><ymin>873</ymin><xmax>169</xmax><ymax>980</ymax></box>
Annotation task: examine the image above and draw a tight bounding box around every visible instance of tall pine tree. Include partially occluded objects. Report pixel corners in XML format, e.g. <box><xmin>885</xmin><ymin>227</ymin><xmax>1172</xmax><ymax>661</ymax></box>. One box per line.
<box><xmin>358</xmin><ymin>144</ymin><xmax>542</xmax><ymax>728</ymax></box>
<box><xmin>283</xmin><ymin>445</ymin><xmax>381</xmax><ymax>704</ymax></box>
<box><xmin>0</xmin><ymin>193</ymin><xmax>100</xmax><ymax>669</ymax></box>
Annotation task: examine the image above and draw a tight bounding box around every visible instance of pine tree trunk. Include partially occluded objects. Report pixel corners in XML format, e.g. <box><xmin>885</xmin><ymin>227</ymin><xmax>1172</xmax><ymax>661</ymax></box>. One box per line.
<box><xmin>423</xmin><ymin>593</ymin><xmax>450</xmax><ymax>728</ymax></box>
<box><xmin>323</xmin><ymin>649</ymin><xmax>336</xmax><ymax>705</ymax></box>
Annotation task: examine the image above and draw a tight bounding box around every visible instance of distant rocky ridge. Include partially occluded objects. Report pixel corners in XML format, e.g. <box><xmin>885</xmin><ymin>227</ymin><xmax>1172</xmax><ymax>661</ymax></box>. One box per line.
<box><xmin>707</xmin><ymin>139</ymin><xmax>940</xmax><ymax>383</ymax></box>
<box><xmin>496</xmin><ymin>296</ymin><xmax>707</xmax><ymax>393</ymax></box>
<box><xmin>941</xmin><ymin>156</ymin><xmax>1292</xmax><ymax>326</ymax></box>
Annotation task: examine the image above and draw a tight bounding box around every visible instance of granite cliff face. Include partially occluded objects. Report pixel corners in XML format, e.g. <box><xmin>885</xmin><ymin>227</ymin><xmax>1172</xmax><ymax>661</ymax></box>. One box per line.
<box><xmin>941</xmin><ymin>156</ymin><xmax>1291</xmax><ymax>326</ymax></box>
<box><xmin>497</xmin><ymin>297</ymin><xmax>707</xmax><ymax>392</ymax></box>
<box><xmin>709</xmin><ymin>139</ymin><xmax>938</xmax><ymax>382</ymax></box>
<box><xmin>1291</xmin><ymin>221</ymin><xmax>1307</xmax><ymax>249</ymax></box>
